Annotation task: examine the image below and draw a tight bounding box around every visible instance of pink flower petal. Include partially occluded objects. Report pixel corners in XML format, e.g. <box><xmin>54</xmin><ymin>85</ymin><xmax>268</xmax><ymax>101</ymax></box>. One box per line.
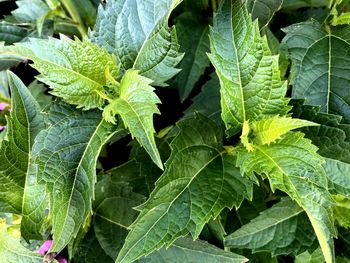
<box><xmin>37</xmin><ymin>240</ymin><xmax>53</xmax><ymax>255</ymax></box>
<box><xmin>0</xmin><ymin>126</ymin><xmax>5</xmax><ymax>131</ymax></box>
<box><xmin>0</xmin><ymin>103</ymin><xmax>9</xmax><ymax>111</ymax></box>
<box><xmin>57</xmin><ymin>255</ymin><xmax>68</xmax><ymax>263</ymax></box>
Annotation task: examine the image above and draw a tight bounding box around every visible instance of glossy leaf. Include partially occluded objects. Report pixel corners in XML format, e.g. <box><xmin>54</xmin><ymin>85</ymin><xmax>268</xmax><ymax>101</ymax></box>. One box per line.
<box><xmin>237</xmin><ymin>132</ymin><xmax>336</xmax><ymax>263</ymax></box>
<box><xmin>0</xmin><ymin>72</ymin><xmax>44</xmax><ymax>213</ymax></box>
<box><xmin>209</xmin><ymin>0</ymin><xmax>290</xmax><ymax>136</ymax></box>
<box><xmin>33</xmin><ymin>102</ymin><xmax>118</xmax><ymax>254</ymax></box>
<box><xmin>90</xmin><ymin>0</ymin><xmax>183</xmax><ymax>86</ymax></box>
<box><xmin>225</xmin><ymin>197</ymin><xmax>316</xmax><ymax>256</ymax></box>
<box><xmin>282</xmin><ymin>21</ymin><xmax>350</xmax><ymax>122</ymax></box>
<box><xmin>117</xmin><ymin>114</ymin><xmax>253</xmax><ymax>262</ymax></box>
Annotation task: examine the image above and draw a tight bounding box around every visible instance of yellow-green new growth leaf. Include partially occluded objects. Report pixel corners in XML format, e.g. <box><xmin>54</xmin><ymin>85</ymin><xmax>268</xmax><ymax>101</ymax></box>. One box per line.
<box><xmin>252</xmin><ymin>116</ymin><xmax>319</xmax><ymax>145</ymax></box>
<box><xmin>0</xmin><ymin>220</ymin><xmax>43</xmax><ymax>263</ymax></box>
<box><xmin>6</xmin><ymin>36</ymin><xmax>119</xmax><ymax>109</ymax></box>
<box><xmin>237</xmin><ymin>132</ymin><xmax>336</xmax><ymax>263</ymax></box>
<box><xmin>103</xmin><ymin>69</ymin><xmax>162</xmax><ymax>169</ymax></box>
<box><xmin>208</xmin><ymin>0</ymin><xmax>290</xmax><ymax>137</ymax></box>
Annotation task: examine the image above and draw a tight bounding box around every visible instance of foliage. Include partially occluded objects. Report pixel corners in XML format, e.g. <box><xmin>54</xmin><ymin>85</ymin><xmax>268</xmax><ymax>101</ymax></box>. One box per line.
<box><xmin>0</xmin><ymin>0</ymin><xmax>350</xmax><ymax>262</ymax></box>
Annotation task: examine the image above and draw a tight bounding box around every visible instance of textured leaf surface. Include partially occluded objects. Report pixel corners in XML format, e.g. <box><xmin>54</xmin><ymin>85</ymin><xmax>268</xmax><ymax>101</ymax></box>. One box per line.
<box><xmin>173</xmin><ymin>12</ymin><xmax>210</xmax><ymax>100</ymax></box>
<box><xmin>209</xmin><ymin>0</ymin><xmax>290</xmax><ymax>136</ymax></box>
<box><xmin>225</xmin><ymin>197</ymin><xmax>315</xmax><ymax>256</ymax></box>
<box><xmin>93</xmin><ymin>178</ymin><xmax>145</xmax><ymax>259</ymax></box>
<box><xmin>282</xmin><ymin>21</ymin><xmax>350</xmax><ymax>122</ymax></box>
<box><xmin>251</xmin><ymin>116</ymin><xmax>318</xmax><ymax>145</ymax></box>
<box><xmin>90</xmin><ymin>0</ymin><xmax>183</xmax><ymax>86</ymax></box>
<box><xmin>237</xmin><ymin>132</ymin><xmax>336</xmax><ymax>263</ymax></box>
<box><xmin>138</xmin><ymin>237</ymin><xmax>247</xmax><ymax>263</ymax></box>
<box><xmin>184</xmin><ymin>74</ymin><xmax>221</xmax><ymax>124</ymax></box>
<box><xmin>8</xmin><ymin>37</ymin><xmax>119</xmax><ymax>109</ymax></box>
<box><xmin>0</xmin><ymin>72</ymin><xmax>44</xmax><ymax>213</ymax></box>
<box><xmin>103</xmin><ymin>69</ymin><xmax>162</xmax><ymax>169</ymax></box>
<box><xmin>33</xmin><ymin>102</ymin><xmax>118</xmax><ymax>253</ymax></box>
<box><xmin>0</xmin><ymin>220</ymin><xmax>43</xmax><ymax>263</ymax></box>
<box><xmin>11</xmin><ymin>0</ymin><xmax>49</xmax><ymax>23</ymax></box>
<box><xmin>295</xmin><ymin>247</ymin><xmax>325</xmax><ymax>263</ymax></box>
<box><xmin>333</xmin><ymin>195</ymin><xmax>350</xmax><ymax>229</ymax></box>
<box><xmin>246</xmin><ymin>0</ymin><xmax>283</xmax><ymax>29</ymax></box>
<box><xmin>117</xmin><ymin>114</ymin><xmax>253</xmax><ymax>262</ymax></box>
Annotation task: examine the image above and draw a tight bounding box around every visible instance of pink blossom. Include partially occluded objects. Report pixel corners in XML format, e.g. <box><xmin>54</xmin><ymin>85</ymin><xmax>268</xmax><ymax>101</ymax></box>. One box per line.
<box><xmin>0</xmin><ymin>103</ymin><xmax>8</xmax><ymax>111</ymax></box>
<box><xmin>37</xmin><ymin>240</ymin><xmax>53</xmax><ymax>255</ymax></box>
<box><xmin>57</xmin><ymin>256</ymin><xmax>68</xmax><ymax>263</ymax></box>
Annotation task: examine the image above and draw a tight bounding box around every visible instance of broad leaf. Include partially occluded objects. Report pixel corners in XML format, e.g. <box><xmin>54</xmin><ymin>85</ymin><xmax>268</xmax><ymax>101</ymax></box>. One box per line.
<box><xmin>209</xmin><ymin>0</ymin><xmax>290</xmax><ymax>137</ymax></box>
<box><xmin>90</xmin><ymin>0</ymin><xmax>183</xmax><ymax>86</ymax></box>
<box><xmin>282</xmin><ymin>21</ymin><xmax>350</xmax><ymax>122</ymax></box>
<box><xmin>117</xmin><ymin>114</ymin><xmax>253</xmax><ymax>262</ymax></box>
<box><xmin>12</xmin><ymin>0</ymin><xmax>50</xmax><ymax>23</ymax></box>
<box><xmin>0</xmin><ymin>21</ymin><xmax>29</xmax><ymax>44</ymax></box>
<box><xmin>0</xmin><ymin>72</ymin><xmax>44</xmax><ymax>213</ymax></box>
<box><xmin>295</xmin><ymin>247</ymin><xmax>325</xmax><ymax>263</ymax></box>
<box><xmin>103</xmin><ymin>69</ymin><xmax>163</xmax><ymax>169</ymax></box>
<box><xmin>251</xmin><ymin>116</ymin><xmax>318</xmax><ymax>145</ymax></box>
<box><xmin>33</xmin><ymin>102</ymin><xmax>118</xmax><ymax>253</ymax></box>
<box><xmin>333</xmin><ymin>195</ymin><xmax>350</xmax><ymax>229</ymax></box>
<box><xmin>0</xmin><ymin>220</ymin><xmax>43</xmax><ymax>263</ymax></box>
<box><xmin>138</xmin><ymin>237</ymin><xmax>247</xmax><ymax>263</ymax></box>
<box><xmin>28</xmin><ymin>80</ymin><xmax>52</xmax><ymax>109</ymax></box>
<box><xmin>237</xmin><ymin>132</ymin><xmax>336</xmax><ymax>263</ymax></box>
<box><xmin>281</xmin><ymin>0</ymin><xmax>328</xmax><ymax>10</ymax></box>
<box><xmin>246</xmin><ymin>0</ymin><xmax>283</xmax><ymax>30</ymax></box>
<box><xmin>225</xmin><ymin>197</ymin><xmax>316</xmax><ymax>256</ymax></box>
<box><xmin>172</xmin><ymin>12</ymin><xmax>210</xmax><ymax>100</ymax></box>
<box><xmin>7</xmin><ymin>36</ymin><xmax>119</xmax><ymax>109</ymax></box>
<box><xmin>93</xmin><ymin>178</ymin><xmax>145</xmax><ymax>259</ymax></box>
<box><xmin>0</xmin><ymin>42</ymin><xmax>23</xmax><ymax>71</ymax></box>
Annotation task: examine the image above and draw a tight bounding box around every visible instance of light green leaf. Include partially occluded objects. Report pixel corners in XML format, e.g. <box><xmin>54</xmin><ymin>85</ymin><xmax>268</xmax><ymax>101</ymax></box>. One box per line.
<box><xmin>333</xmin><ymin>195</ymin><xmax>350</xmax><ymax>229</ymax></box>
<box><xmin>33</xmin><ymin>102</ymin><xmax>118</xmax><ymax>254</ymax></box>
<box><xmin>246</xmin><ymin>0</ymin><xmax>283</xmax><ymax>30</ymax></box>
<box><xmin>0</xmin><ymin>42</ymin><xmax>23</xmax><ymax>71</ymax></box>
<box><xmin>93</xmin><ymin>178</ymin><xmax>145</xmax><ymax>259</ymax></box>
<box><xmin>0</xmin><ymin>72</ymin><xmax>44</xmax><ymax>214</ymax></box>
<box><xmin>12</xmin><ymin>0</ymin><xmax>50</xmax><ymax>23</ymax></box>
<box><xmin>295</xmin><ymin>247</ymin><xmax>325</xmax><ymax>263</ymax></box>
<box><xmin>0</xmin><ymin>220</ymin><xmax>43</xmax><ymax>263</ymax></box>
<box><xmin>90</xmin><ymin>0</ymin><xmax>183</xmax><ymax>86</ymax></box>
<box><xmin>103</xmin><ymin>69</ymin><xmax>162</xmax><ymax>169</ymax></box>
<box><xmin>117</xmin><ymin>114</ymin><xmax>253</xmax><ymax>263</ymax></box>
<box><xmin>173</xmin><ymin>12</ymin><xmax>210</xmax><ymax>100</ymax></box>
<box><xmin>251</xmin><ymin>115</ymin><xmax>318</xmax><ymax>145</ymax></box>
<box><xmin>225</xmin><ymin>197</ymin><xmax>316</xmax><ymax>256</ymax></box>
<box><xmin>282</xmin><ymin>21</ymin><xmax>350</xmax><ymax>123</ymax></box>
<box><xmin>209</xmin><ymin>0</ymin><xmax>290</xmax><ymax>137</ymax></box>
<box><xmin>237</xmin><ymin>132</ymin><xmax>336</xmax><ymax>263</ymax></box>
<box><xmin>7</xmin><ymin>36</ymin><xmax>119</xmax><ymax>109</ymax></box>
<box><xmin>138</xmin><ymin>237</ymin><xmax>247</xmax><ymax>263</ymax></box>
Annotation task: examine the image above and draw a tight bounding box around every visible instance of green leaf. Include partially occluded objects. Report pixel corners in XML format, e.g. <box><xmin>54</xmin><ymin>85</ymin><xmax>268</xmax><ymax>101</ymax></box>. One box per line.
<box><xmin>103</xmin><ymin>69</ymin><xmax>163</xmax><ymax>169</ymax></box>
<box><xmin>138</xmin><ymin>237</ymin><xmax>247</xmax><ymax>263</ymax></box>
<box><xmin>295</xmin><ymin>247</ymin><xmax>325</xmax><ymax>263</ymax></box>
<box><xmin>90</xmin><ymin>0</ymin><xmax>183</xmax><ymax>86</ymax></box>
<box><xmin>184</xmin><ymin>74</ymin><xmax>222</xmax><ymax>125</ymax></box>
<box><xmin>209</xmin><ymin>0</ymin><xmax>290</xmax><ymax>137</ymax></box>
<box><xmin>7</xmin><ymin>36</ymin><xmax>119</xmax><ymax>109</ymax></box>
<box><xmin>333</xmin><ymin>195</ymin><xmax>350</xmax><ymax>229</ymax></box>
<box><xmin>33</xmin><ymin>102</ymin><xmax>118</xmax><ymax>254</ymax></box>
<box><xmin>282</xmin><ymin>21</ymin><xmax>350</xmax><ymax>123</ymax></box>
<box><xmin>12</xmin><ymin>0</ymin><xmax>50</xmax><ymax>23</ymax></box>
<box><xmin>93</xmin><ymin>178</ymin><xmax>145</xmax><ymax>259</ymax></box>
<box><xmin>0</xmin><ymin>220</ymin><xmax>43</xmax><ymax>263</ymax></box>
<box><xmin>172</xmin><ymin>12</ymin><xmax>210</xmax><ymax>101</ymax></box>
<box><xmin>28</xmin><ymin>80</ymin><xmax>52</xmax><ymax>109</ymax></box>
<box><xmin>117</xmin><ymin>114</ymin><xmax>253</xmax><ymax>263</ymax></box>
<box><xmin>0</xmin><ymin>72</ymin><xmax>44</xmax><ymax>213</ymax></box>
<box><xmin>0</xmin><ymin>21</ymin><xmax>29</xmax><ymax>44</ymax></box>
<box><xmin>251</xmin><ymin>115</ymin><xmax>318</xmax><ymax>145</ymax></box>
<box><xmin>246</xmin><ymin>0</ymin><xmax>283</xmax><ymax>30</ymax></box>
<box><xmin>237</xmin><ymin>132</ymin><xmax>336</xmax><ymax>263</ymax></box>
<box><xmin>0</xmin><ymin>42</ymin><xmax>23</xmax><ymax>71</ymax></box>
<box><xmin>225</xmin><ymin>197</ymin><xmax>316</xmax><ymax>256</ymax></box>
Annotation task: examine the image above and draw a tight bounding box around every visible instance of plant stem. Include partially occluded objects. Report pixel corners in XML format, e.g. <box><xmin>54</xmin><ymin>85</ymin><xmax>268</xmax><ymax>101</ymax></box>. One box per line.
<box><xmin>60</xmin><ymin>0</ymin><xmax>87</xmax><ymax>37</ymax></box>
